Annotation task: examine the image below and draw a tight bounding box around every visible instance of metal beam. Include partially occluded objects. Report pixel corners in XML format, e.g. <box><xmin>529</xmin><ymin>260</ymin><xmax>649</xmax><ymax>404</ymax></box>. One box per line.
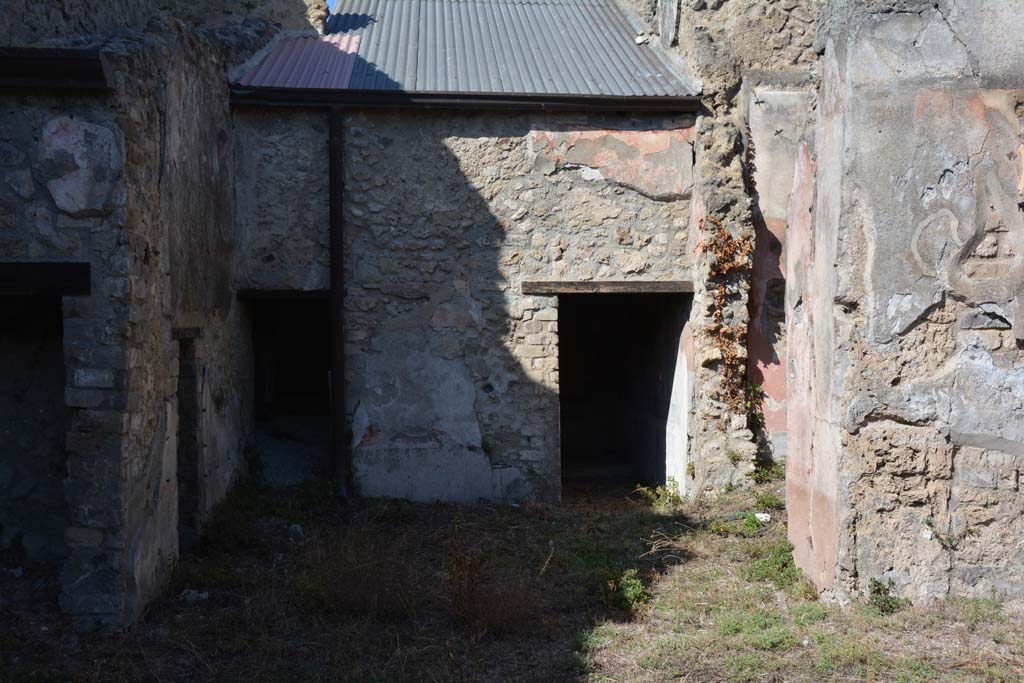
<box><xmin>328</xmin><ymin>107</ymin><xmax>351</xmax><ymax>494</ymax></box>
<box><xmin>230</xmin><ymin>86</ymin><xmax>703</xmax><ymax>113</ymax></box>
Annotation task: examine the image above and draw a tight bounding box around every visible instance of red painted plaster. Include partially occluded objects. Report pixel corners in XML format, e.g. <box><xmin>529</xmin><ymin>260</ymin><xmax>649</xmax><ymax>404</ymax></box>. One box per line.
<box><xmin>531</xmin><ymin>124</ymin><xmax>694</xmax><ymax>199</ymax></box>
<box><xmin>785</xmin><ymin>143</ymin><xmax>838</xmax><ymax>590</ymax></box>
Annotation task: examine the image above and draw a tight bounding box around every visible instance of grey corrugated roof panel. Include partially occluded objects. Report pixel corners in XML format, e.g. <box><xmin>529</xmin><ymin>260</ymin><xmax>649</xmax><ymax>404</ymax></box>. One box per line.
<box><xmin>323</xmin><ymin>0</ymin><xmax>698</xmax><ymax>98</ymax></box>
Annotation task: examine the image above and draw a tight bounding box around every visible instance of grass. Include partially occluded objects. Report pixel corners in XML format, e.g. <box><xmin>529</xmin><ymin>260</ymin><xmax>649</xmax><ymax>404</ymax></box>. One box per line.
<box><xmin>744</xmin><ymin>540</ymin><xmax>800</xmax><ymax>588</ymax></box>
<box><xmin>754</xmin><ymin>491</ymin><xmax>784</xmax><ymax>510</ymax></box>
<box><xmin>749</xmin><ymin>458</ymin><xmax>786</xmax><ymax>484</ymax></box>
<box><xmin>1</xmin><ymin>479</ymin><xmax>1021</xmax><ymax>682</ymax></box>
<box><xmin>632</xmin><ymin>478</ymin><xmax>685</xmax><ymax>512</ymax></box>
<box><xmin>601</xmin><ymin>568</ymin><xmax>651</xmax><ymax>613</ymax></box>
<box><xmin>868</xmin><ymin>577</ymin><xmax>912</xmax><ymax>615</ymax></box>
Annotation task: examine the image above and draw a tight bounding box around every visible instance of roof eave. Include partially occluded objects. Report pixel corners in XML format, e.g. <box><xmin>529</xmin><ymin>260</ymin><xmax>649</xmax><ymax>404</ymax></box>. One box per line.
<box><xmin>229</xmin><ymin>86</ymin><xmax>702</xmax><ymax>112</ymax></box>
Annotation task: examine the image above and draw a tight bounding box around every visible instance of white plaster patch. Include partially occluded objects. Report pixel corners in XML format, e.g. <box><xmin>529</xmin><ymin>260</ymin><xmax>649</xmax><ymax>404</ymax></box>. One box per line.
<box><xmin>665</xmin><ymin>336</ymin><xmax>690</xmax><ymax>494</ymax></box>
<box><xmin>353</xmin><ymin>447</ymin><xmax>494</xmax><ymax>503</ymax></box>
<box><xmin>37</xmin><ymin>116</ymin><xmax>122</xmax><ymax>217</ymax></box>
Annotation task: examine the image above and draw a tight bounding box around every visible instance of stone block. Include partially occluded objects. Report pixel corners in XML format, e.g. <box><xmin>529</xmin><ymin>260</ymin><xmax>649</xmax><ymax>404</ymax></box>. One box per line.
<box><xmin>518</xmin><ymin>450</ymin><xmax>546</xmax><ymax>462</ymax></box>
<box><xmin>524</xmin><ymin>333</ymin><xmax>549</xmax><ymax>346</ymax></box>
<box><xmin>514</xmin><ymin>344</ymin><xmax>547</xmax><ymax>359</ymax></box>
<box><xmin>73</xmin><ymin>368</ymin><xmax>116</xmax><ymax>389</ymax></box>
<box><xmin>0</xmin><ymin>141</ymin><xmax>25</xmax><ymax>167</ymax></box>
<box><xmin>522</xmin><ymin>320</ymin><xmax>546</xmax><ymax>334</ymax></box>
<box><xmin>65</xmin><ymin>387</ymin><xmax>106</xmax><ymax>409</ymax></box>
<box><xmin>4</xmin><ymin>169</ymin><xmax>34</xmax><ymax>199</ymax></box>
<box><xmin>75</xmin><ymin>409</ymin><xmax>129</xmax><ymax>435</ymax></box>
<box><xmin>65</xmin><ymin>526</ymin><xmax>104</xmax><ymax>548</ymax></box>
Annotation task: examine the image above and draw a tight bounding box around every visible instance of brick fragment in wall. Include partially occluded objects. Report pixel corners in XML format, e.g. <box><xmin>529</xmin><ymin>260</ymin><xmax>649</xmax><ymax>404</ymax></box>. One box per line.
<box><xmin>73</xmin><ymin>368</ymin><xmax>117</xmax><ymax>389</ymax></box>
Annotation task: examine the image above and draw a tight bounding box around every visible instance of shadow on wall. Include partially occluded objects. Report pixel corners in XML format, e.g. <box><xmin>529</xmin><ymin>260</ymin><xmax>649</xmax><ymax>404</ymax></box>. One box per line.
<box><xmin>339</xmin><ymin>105</ymin><xmax>693</xmax><ymax>504</ymax></box>
<box><xmin>343</xmin><ymin>111</ymin><xmax>560</xmax><ymax>504</ymax></box>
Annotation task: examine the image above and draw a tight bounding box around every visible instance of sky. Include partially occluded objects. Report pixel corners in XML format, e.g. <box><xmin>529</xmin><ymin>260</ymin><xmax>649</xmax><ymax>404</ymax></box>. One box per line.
<box><xmin>326</xmin><ymin>0</ymin><xmax>336</xmax><ymax>10</ymax></box>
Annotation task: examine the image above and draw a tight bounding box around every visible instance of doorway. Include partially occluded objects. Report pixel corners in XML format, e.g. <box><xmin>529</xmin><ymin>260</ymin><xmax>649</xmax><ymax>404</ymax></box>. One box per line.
<box><xmin>0</xmin><ymin>296</ymin><xmax>68</xmax><ymax>565</ymax></box>
<box><xmin>176</xmin><ymin>336</ymin><xmax>201</xmax><ymax>549</ymax></box>
<box><xmin>558</xmin><ymin>293</ymin><xmax>690</xmax><ymax>492</ymax></box>
<box><xmin>250</xmin><ymin>296</ymin><xmax>331</xmax><ymax>487</ymax></box>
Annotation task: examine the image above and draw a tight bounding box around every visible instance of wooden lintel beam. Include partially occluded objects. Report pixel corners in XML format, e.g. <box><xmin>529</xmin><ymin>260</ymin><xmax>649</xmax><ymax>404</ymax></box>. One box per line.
<box><xmin>0</xmin><ymin>47</ymin><xmax>112</xmax><ymax>91</ymax></box>
<box><xmin>236</xmin><ymin>289</ymin><xmax>329</xmax><ymax>301</ymax></box>
<box><xmin>0</xmin><ymin>262</ymin><xmax>90</xmax><ymax>296</ymax></box>
<box><xmin>521</xmin><ymin>280</ymin><xmax>695</xmax><ymax>295</ymax></box>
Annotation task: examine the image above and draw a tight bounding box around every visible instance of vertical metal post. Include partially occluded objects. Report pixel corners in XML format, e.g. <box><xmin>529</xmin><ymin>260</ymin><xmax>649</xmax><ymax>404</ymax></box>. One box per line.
<box><xmin>328</xmin><ymin>107</ymin><xmax>350</xmax><ymax>494</ymax></box>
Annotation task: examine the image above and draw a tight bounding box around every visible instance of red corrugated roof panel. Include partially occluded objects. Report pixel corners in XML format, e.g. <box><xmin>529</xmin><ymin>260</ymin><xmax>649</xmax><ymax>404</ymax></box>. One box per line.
<box><xmin>237</xmin><ymin>33</ymin><xmax>361</xmax><ymax>90</ymax></box>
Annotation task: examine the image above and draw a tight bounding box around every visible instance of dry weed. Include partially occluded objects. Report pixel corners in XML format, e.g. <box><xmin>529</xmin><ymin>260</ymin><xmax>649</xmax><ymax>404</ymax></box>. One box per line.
<box><xmin>294</xmin><ymin>525</ymin><xmax>424</xmax><ymax>617</ymax></box>
<box><xmin>444</xmin><ymin>530</ymin><xmax>542</xmax><ymax>637</ymax></box>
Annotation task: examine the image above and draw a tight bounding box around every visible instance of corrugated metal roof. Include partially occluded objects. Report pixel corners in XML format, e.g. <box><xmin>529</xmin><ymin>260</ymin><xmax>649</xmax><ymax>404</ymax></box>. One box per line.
<box><xmin>237</xmin><ymin>33</ymin><xmax>361</xmax><ymax>89</ymax></box>
<box><xmin>235</xmin><ymin>0</ymin><xmax>697</xmax><ymax>100</ymax></box>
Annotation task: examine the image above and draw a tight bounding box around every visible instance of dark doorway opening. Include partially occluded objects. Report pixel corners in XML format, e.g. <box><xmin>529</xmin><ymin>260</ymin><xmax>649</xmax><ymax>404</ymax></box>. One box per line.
<box><xmin>0</xmin><ymin>296</ymin><xmax>68</xmax><ymax>570</ymax></box>
<box><xmin>176</xmin><ymin>336</ymin><xmax>201</xmax><ymax>550</ymax></box>
<box><xmin>558</xmin><ymin>293</ymin><xmax>690</xmax><ymax>492</ymax></box>
<box><xmin>250</xmin><ymin>296</ymin><xmax>331</xmax><ymax>487</ymax></box>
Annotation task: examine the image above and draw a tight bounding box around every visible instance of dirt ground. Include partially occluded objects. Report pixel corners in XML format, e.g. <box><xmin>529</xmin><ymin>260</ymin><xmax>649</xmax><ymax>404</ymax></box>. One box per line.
<box><xmin>2</xmin><ymin>477</ymin><xmax>1022</xmax><ymax>682</ymax></box>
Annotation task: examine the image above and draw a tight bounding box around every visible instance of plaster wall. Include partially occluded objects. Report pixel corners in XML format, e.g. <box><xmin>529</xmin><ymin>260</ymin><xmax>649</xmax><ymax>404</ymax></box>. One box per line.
<box><xmin>747</xmin><ymin>89</ymin><xmax>812</xmax><ymax>459</ymax></box>
<box><xmin>797</xmin><ymin>1</ymin><xmax>1024</xmax><ymax>600</ymax></box>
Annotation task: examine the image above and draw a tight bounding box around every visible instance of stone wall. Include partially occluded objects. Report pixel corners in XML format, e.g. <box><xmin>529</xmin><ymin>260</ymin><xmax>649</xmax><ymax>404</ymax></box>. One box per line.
<box><xmin>234</xmin><ymin>108</ymin><xmax>330</xmax><ymax>291</ymax></box>
<box><xmin>104</xmin><ymin>21</ymin><xmax>258</xmax><ymax>619</ymax></box>
<box><xmin>793</xmin><ymin>0</ymin><xmax>1024</xmax><ymax>601</ymax></box>
<box><xmin>340</xmin><ymin>111</ymin><xmax>696</xmax><ymax>502</ymax></box>
<box><xmin>0</xmin><ymin>0</ymin><xmax>327</xmax><ymax>46</ymax></box>
<box><xmin>673</xmin><ymin>0</ymin><xmax>821</xmax><ymax>75</ymax></box>
<box><xmin>623</xmin><ymin>0</ymin><xmax>820</xmax><ymax>73</ymax></box>
<box><xmin>633</xmin><ymin>0</ymin><xmax>823</xmax><ymax>494</ymax></box>
<box><xmin>0</xmin><ymin>89</ymin><xmax>133</xmax><ymax>617</ymax></box>
<box><xmin>0</xmin><ymin>17</ymin><xmax>268</xmax><ymax>624</ymax></box>
<box><xmin>231</xmin><ymin>1</ymin><xmax>828</xmax><ymax>503</ymax></box>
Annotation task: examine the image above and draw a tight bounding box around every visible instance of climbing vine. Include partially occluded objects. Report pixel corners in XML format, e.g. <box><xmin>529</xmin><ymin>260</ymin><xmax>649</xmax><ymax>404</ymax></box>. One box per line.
<box><xmin>700</xmin><ymin>215</ymin><xmax>754</xmax><ymax>414</ymax></box>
